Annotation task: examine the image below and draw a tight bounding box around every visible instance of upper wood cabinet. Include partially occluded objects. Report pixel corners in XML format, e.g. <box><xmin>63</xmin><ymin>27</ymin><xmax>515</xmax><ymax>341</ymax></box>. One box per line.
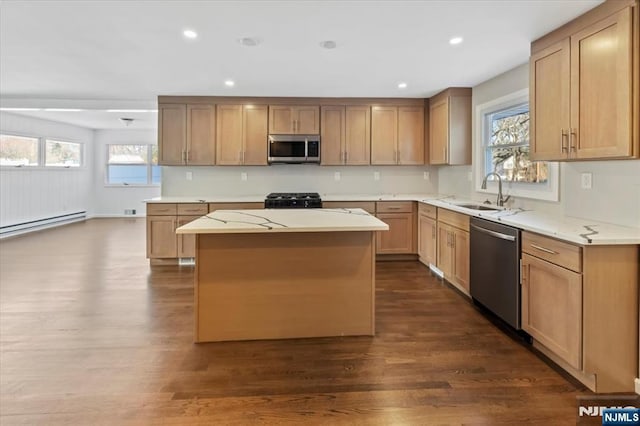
<box><xmin>530</xmin><ymin>3</ymin><xmax>638</xmax><ymax>160</ymax></box>
<box><xmin>216</xmin><ymin>104</ymin><xmax>268</xmax><ymax>165</ymax></box>
<box><xmin>158</xmin><ymin>103</ymin><xmax>215</xmax><ymax>165</ymax></box>
<box><xmin>371</xmin><ymin>106</ymin><xmax>424</xmax><ymax>165</ymax></box>
<box><xmin>428</xmin><ymin>88</ymin><xmax>471</xmax><ymax>165</ymax></box>
<box><xmin>321</xmin><ymin>106</ymin><xmax>371</xmax><ymax>165</ymax></box>
<box><xmin>269</xmin><ymin>105</ymin><xmax>320</xmax><ymax>134</ymax></box>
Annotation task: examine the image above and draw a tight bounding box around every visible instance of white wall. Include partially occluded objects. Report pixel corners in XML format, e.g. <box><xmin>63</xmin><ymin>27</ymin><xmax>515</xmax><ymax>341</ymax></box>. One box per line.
<box><xmin>162</xmin><ymin>165</ymin><xmax>437</xmax><ymax>197</ymax></box>
<box><xmin>0</xmin><ymin>112</ymin><xmax>94</xmax><ymax>227</ymax></box>
<box><xmin>440</xmin><ymin>63</ymin><xmax>640</xmax><ymax>228</ymax></box>
<box><xmin>92</xmin><ymin>129</ymin><xmax>160</xmax><ymax>217</ymax></box>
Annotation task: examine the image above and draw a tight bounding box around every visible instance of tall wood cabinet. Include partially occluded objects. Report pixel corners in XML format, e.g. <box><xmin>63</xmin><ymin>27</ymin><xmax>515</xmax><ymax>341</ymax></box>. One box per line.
<box><xmin>428</xmin><ymin>88</ymin><xmax>471</xmax><ymax>165</ymax></box>
<box><xmin>158</xmin><ymin>103</ymin><xmax>216</xmax><ymax>165</ymax></box>
<box><xmin>269</xmin><ymin>105</ymin><xmax>320</xmax><ymax>134</ymax></box>
<box><xmin>216</xmin><ymin>104</ymin><xmax>268</xmax><ymax>165</ymax></box>
<box><xmin>321</xmin><ymin>106</ymin><xmax>371</xmax><ymax>165</ymax></box>
<box><xmin>371</xmin><ymin>106</ymin><xmax>424</xmax><ymax>165</ymax></box>
<box><xmin>436</xmin><ymin>208</ymin><xmax>470</xmax><ymax>294</ymax></box>
<box><xmin>530</xmin><ymin>2</ymin><xmax>639</xmax><ymax>160</ymax></box>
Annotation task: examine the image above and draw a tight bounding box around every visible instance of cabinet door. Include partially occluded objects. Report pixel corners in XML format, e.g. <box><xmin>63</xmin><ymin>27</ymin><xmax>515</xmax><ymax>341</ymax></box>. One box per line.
<box><xmin>530</xmin><ymin>39</ymin><xmax>571</xmax><ymax>161</ymax></box>
<box><xmin>418</xmin><ymin>214</ymin><xmax>437</xmax><ymax>266</ymax></box>
<box><xmin>215</xmin><ymin>105</ymin><xmax>244</xmax><ymax>165</ymax></box>
<box><xmin>320</xmin><ymin>106</ymin><xmax>346</xmax><ymax>165</ymax></box>
<box><xmin>571</xmin><ymin>7</ymin><xmax>633</xmax><ymax>159</ymax></box>
<box><xmin>177</xmin><ymin>216</ymin><xmax>200</xmax><ymax>258</ymax></box>
<box><xmin>521</xmin><ymin>253</ymin><xmax>582</xmax><ymax>369</ymax></box>
<box><xmin>146</xmin><ymin>216</ymin><xmax>177</xmax><ymax>258</ymax></box>
<box><xmin>376</xmin><ymin>212</ymin><xmax>413</xmax><ymax>254</ymax></box>
<box><xmin>269</xmin><ymin>106</ymin><xmax>294</xmax><ymax>134</ymax></box>
<box><xmin>345</xmin><ymin>106</ymin><xmax>371</xmax><ymax>165</ymax></box>
<box><xmin>186</xmin><ymin>104</ymin><xmax>215</xmax><ymax>165</ymax></box>
<box><xmin>242</xmin><ymin>105</ymin><xmax>268</xmax><ymax>165</ymax></box>
<box><xmin>429</xmin><ymin>98</ymin><xmax>449</xmax><ymax>165</ymax></box>
<box><xmin>398</xmin><ymin>106</ymin><xmax>424</xmax><ymax>165</ymax></box>
<box><xmin>295</xmin><ymin>106</ymin><xmax>320</xmax><ymax>134</ymax></box>
<box><xmin>371</xmin><ymin>106</ymin><xmax>398</xmax><ymax>165</ymax></box>
<box><xmin>158</xmin><ymin>104</ymin><xmax>186</xmax><ymax>165</ymax></box>
<box><xmin>452</xmin><ymin>229</ymin><xmax>470</xmax><ymax>293</ymax></box>
<box><xmin>436</xmin><ymin>223</ymin><xmax>453</xmax><ymax>276</ymax></box>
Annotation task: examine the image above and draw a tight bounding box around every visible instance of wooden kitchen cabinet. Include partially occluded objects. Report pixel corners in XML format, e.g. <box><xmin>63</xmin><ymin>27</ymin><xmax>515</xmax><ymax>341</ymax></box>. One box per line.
<box><xmin>417</xmin><ymin>203</ymin><xmax>437</xmax><ymax>266</ymax></box>
<box><xmin>146</xmin><ymin>203</ymin><xmax>208</xmax><ymax>260</ymax></box>
<box><xmin>321</xmin><ymin>106</ymin><xmax>371</xmax><ymax>165</ymax></box>
<box><xmin>428</xmin><ymin>88</ymin><xmax>471</xmax><ymax>165</ymax></box>
<box><xmin>371</xmin><ymin>106</ymin><xmax>424</xmax><ymax>165</ymax></box>
<box><xmin>530</xmin><ymin>3</ymin><xmax>639</xmax><ymax>160</ymax></box>
<box><xmin>521</xmin><ymin>252</ymin><xmax>582</xmax><ymax>369</ymax></box>
<box><xmin>158</xmin><ymin>103</ymin><xmax>215</xmax><ymax>165</ymax></box>
<box><xmin>375</xmin><ymin>201</ymin><xmax>416</xmax><ymax>254</ymax></box>
<box><xmin>436</xmin><ymin>208</ymin><xmax>470</xmax><ymax>294</ymax></box>
<box><xmin>268</xmin><ymin>105</ymin><xmax>319</xmax><ymax>134</ymax></box>
<box><xmin>216</xmin><ymin>104</ymin><xmax>268</xmax><ymax>165</ymax></box>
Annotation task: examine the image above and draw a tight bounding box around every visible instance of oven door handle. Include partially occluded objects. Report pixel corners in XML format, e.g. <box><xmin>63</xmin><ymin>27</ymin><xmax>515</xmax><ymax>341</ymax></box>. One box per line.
<box><xmin>470</xmin><ymin>224</ymin><xmax>516</xmax><ymax>241</ymax></box>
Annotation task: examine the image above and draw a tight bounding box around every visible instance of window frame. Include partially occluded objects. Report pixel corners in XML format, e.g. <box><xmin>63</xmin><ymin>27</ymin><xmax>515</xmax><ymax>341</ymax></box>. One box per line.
<box><xmin>104</xmin><ymin>143</ymin><xmax>160</xmax><ymax>187</ymax></box>
<box><xmin>1</xmin><ymin>132</ymin><xmax>86</xmax><ymax>170</ymax></box>
<box><xmin>474</xmin><ymin>88</ymin><xmax>559</xmax><ymax>202</ymax></box>
<box><xmin>44</xmin><ymin>138</ymin><xmax>84</xmax><ymax>168</ymax></box>
<box><xmin>0</xmin><ymin>132</ymin><xmax>43</xmax><ymax>168</ymax></box>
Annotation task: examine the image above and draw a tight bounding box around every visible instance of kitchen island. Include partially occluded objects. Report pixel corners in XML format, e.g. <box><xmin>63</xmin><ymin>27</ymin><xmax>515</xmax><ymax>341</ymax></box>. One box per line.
<box><xmin>176</xmin><ymin>208</ymin><xmax>389</xmax><ymax>342</ymax></box>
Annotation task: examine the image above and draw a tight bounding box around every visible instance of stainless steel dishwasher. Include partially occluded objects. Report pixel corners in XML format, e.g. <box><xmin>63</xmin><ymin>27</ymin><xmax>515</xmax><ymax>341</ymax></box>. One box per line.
<box><xmin>469</xmin><ymin>217</ymin><xmax>521</xmax><ymax>329</ymax></box>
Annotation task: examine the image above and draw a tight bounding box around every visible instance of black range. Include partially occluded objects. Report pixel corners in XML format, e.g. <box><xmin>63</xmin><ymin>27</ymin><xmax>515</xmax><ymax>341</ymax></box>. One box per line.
<box><xmin>264</xmin><ymin>193</ymin><xmax>322</xmax><ymax>209</ymax></box>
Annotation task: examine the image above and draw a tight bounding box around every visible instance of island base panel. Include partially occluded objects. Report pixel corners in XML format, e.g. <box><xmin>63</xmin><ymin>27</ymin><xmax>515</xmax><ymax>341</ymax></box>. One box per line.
<box><xmin>195</xmin><ymin>231</ymin><xmax>376</xmax><ymax>342</ymax></box>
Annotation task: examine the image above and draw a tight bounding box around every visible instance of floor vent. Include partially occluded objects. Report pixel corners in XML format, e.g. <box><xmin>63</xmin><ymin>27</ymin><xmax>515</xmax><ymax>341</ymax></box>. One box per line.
<box><xmin>0</xmin><ymin>212</ymin><xmax>87</xmax><ymax>238</ymax></box>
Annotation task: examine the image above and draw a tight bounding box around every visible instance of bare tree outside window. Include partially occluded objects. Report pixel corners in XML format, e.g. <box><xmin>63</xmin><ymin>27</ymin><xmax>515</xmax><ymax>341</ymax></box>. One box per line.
<box><xmin>0</xmin><ymin>134</ymin><xmax>39</xmax><ymax>166</ymax></box>
<box><xmin>45</xmin><ymin>139</ymin><xmax>82</xmax><ymax>167</ymax></box>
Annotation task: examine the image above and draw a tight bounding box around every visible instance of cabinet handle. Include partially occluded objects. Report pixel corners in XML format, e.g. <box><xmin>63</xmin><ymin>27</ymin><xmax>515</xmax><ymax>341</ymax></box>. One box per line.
<box><xmin>560</xmin><ymin>129</ymin><xmax>568</xmax><ymax>152</ymax></box>
<box><xmin>242</xmin><ymin>151</ymin><xmax>245</xmax><ymax>164</ymax></box>
<box><xmin>452</xmin><ymin>233</ymin><xmax>455</xmax><ymax>249</ymax></box>
<box><xmin>344</xmin><ymin>151</ymin><xmax>348</xmax><ymax>163</ymax></box>
<box><xmin>182</xmin><ymin>150</ymin><xmax>186</xmax><ymax>163</ymax></box>
<box><xmin>569</xmin><ymin>128</ymin><xmax>577</xmax><ymax>154</ymax></box>
<box><xmin>239</xmin><ymin>150</ymin><xmax>243</xmax><ymax>162</ymax></box>
<box><xmin>530</xmin><ymin>243</ymin><xmax>557</xmax><ymax>255</ymax></box>
<box><xmin>186</xmin><ymin>150</ymin><xmax>190</xmax><ymax>163</ymax></box>
<box><xmin>443</xmin><ymin>146</ymin><xmax>447</xmax><ymax>163</ymax></box>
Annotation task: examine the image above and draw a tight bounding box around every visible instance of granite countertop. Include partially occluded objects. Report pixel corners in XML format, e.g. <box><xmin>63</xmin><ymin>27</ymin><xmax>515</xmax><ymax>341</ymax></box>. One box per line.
<box><xmin>176</xmin><ymin>208</ymin><xmax>389</xmax><ymax>234</ymax></box>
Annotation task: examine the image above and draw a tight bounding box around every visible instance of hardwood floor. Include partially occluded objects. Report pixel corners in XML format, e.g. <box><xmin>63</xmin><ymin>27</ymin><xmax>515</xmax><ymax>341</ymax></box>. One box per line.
<box><xmin>0</xmin><ymin>218</ymin><xmax>587</xmax><ymax>425</ymax></box>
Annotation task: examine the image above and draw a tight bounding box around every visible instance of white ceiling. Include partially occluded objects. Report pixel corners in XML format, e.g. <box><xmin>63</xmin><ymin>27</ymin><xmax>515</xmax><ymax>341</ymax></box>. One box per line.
<box><xmin>0</xmin><ymin>0</ymin><xmax>603</xmax><ymax>129</ymax></box>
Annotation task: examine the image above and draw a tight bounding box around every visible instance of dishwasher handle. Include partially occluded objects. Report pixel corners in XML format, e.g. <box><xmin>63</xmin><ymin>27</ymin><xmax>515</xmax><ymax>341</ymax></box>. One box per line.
<box><xmin>470</xmin><ymin>223</ymin><xmax>516</xmax><ymax>242</ymax></box>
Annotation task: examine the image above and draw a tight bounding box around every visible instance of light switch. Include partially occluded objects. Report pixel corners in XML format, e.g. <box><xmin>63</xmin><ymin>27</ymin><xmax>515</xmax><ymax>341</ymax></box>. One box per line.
<box><xmin>581</xmin><ymin>172</ymin><xmax>592</xmax><ymax>189</ymax></box>
<box><xmin>186</xmin><ymin>171</ymin><xmax>193</xmax><ymax>181</ymax></box>
<box><xmin>334</xmin><ymin>172</ymin><xmax>341</xmax><ymax>181</ymax></box>
<box><xmin>241</xmin><ymin>172</ymin><xmax>248</xmax><ymax>181</ymax></box>
<box><xmin>374</xmin><ymin>171</ymin><xmax>380</xmax><ymax>181</ymax></box>
<box><xmin>424</xmin><ymin>171</ymin><xmax>430</xmax><ymax>181</ymax></box>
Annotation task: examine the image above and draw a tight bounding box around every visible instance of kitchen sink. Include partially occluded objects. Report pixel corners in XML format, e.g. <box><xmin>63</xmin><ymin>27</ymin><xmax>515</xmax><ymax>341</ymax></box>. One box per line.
<box><xmin>456</xmin><ymin>203</ymin><xmax>501</xmax><ymax>211</ymax></box>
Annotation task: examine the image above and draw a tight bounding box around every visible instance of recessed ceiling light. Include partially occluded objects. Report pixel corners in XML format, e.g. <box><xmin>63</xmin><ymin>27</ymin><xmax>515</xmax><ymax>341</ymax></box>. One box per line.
<box><xmin>320</xmin><ymin>40</ymin><xmax>337</xmax><ymax>49</ymax></box>
<box><xmin>449</xmin><ymin>36</ymin><xmax>464</xmax><ymax>45</ymax></box>
<box><xmin>238</xmin><ymin>37</ymin><xmax>260</xmax><ymax>47</ymax></box>
<box><xmin>397</xmin><ymin>82</ymin><xmax>408</xmax><ymax>89</ymax></box>
<box><xmin>183</xmin><ymin>29</ymin><xmax>198</xmax><ymax>39</ymax></box>
<box><xmin>224</xmin><ymin>80</ymin><xmax>235</xmax><ymax>87</ymax></box>
<box><xmin>0</xmin><ymin>107</ymin><xmax>42</xmax><ymax>111</ymax></box>
<box><xmin>44</xmin><ymin>108</ymin><xmax>84</xmax><ymax>112</ymax></box>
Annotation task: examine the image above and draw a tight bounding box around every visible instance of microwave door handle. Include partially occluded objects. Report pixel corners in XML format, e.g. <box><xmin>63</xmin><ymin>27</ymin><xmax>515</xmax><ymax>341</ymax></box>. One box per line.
<box><xmin>304</xmin><ymin>138</ymin><xmax>308</xmax><ymax>160</ymax></box>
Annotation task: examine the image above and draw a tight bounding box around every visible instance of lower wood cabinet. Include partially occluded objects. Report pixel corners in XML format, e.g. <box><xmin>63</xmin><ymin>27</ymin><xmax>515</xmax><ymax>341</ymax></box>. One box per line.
<box><xmin>375</xmin><ymin>201</ymin><xmax>416</xmax><ymax>254</ymax></box>
<box><xmin>521</xmin><ymin>252</ymin><xmax>582</xmax><ymax>369</ymax></box>
<box><xmin>147</xmin><ymin>215</ymin><xmax>178</xmax><ymax>258</ymax></box>
<box><xmin>417</xmin><ymin>204</ymin><xmax>437</xmax><ymax>266</ymax></box>
<box><xmin>436</xmin><ymin>208</ymin><xmax>470</xmax><ymax>294</ymax></box>
<box><xmin>146</xmin><ymin>203</ymin><xmax>208</xmax><ymax>260</ymax></box>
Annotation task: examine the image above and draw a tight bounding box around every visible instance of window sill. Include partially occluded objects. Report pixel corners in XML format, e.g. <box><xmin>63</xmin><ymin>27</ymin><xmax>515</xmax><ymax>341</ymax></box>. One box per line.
<box><xmin>104</xmin><ymin>184</ymin><xmax>160</xmax><ymax>188</ymax></box>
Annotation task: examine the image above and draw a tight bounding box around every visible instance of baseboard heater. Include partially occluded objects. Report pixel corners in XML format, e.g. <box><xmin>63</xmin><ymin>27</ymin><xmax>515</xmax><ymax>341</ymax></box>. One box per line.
<box><xmin>0</xmin><ymin>211</ymin><xmax>87</xmax><ymax>238</ymax></box>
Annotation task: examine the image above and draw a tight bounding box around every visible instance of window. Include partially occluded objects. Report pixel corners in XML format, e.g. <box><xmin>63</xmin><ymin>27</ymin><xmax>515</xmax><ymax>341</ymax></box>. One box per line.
<box><xmin>45</xmin><ymin>139</ymin><xmax>82</xmax><ymax>167</ymax></box>
<box><xmin>106</xmin><ymin>144</ymin><xmax>160</xmax><ymax>185</ymax></box>
<box><xmin>0</xmin><ymin>134</ymin><xmax>40</xmax><ymax>166</ymax></box>
<box><xmin>475</xmin><ymin>89</ymin><xmax>558</xmax><ymax>201</ymax></box>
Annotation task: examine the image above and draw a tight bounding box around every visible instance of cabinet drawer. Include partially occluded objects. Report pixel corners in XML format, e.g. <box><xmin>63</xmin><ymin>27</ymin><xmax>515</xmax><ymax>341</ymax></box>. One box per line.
<box><xmin>209</xmin><ymin>202</ymin><xmax>264</xmax><ymax>212</ymax></box>
<box><xmin>522</xmin><ymin>231</ymin><xmax>582</xmax><ymax>273</ymax></box>
<box><xmin>418</xmin><ymin>203</ymin><xmax>437</xmax><ymax>219</ymax></box>
<box><xmin>146</xmin><ymin>203</ymin><xmax>177</xmax><ymax>216</ymax></box>
<box><xmin>177</xmin><ymin>203</ymin><xmax>208</xmax><ymax>215</ymax></box>
<box><xmin>376</xmin><ymin>201</ymin><xmax>414</xmax><ymax>213</ymax></box>
<box><xmin>437</xmin><ymin>208</ymin><xmax>469</xmax><ymax>232</ymax></box>
<box><xmin>323</xmin><ymin>201</ymin><xmax>376</xmax><ymax>214</ymax></box>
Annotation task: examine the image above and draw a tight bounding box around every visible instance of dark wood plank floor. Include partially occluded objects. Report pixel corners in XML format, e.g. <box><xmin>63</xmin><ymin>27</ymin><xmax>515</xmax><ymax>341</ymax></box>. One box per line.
<box><xmin>0</xmin><ymin>218</ymin><xmax>587</xmax><ymax>425</ymax></box>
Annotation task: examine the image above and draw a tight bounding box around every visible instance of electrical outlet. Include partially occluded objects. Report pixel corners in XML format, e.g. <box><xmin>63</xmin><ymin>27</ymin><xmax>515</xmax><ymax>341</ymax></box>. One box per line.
<box><xmin>241</xmin><ymin>172</ymin><xmax>248</xmax><ymax>181</ymax></box>
<box><xmin>581</xmin><ymin>172</ymin><xmax>592</xmax><ymax>189</ymax></box>
<box><xmin>186</xmin><ymin>171</ymin><xmax>193</xmax><ymax>181</ymax></box>
<box><xmin>374</xmin><ymin>171</ymin><xmax>380</xmax><ymax>181</ymax></box>
<box><xmin>423</xmin><ymin>171</ymin><xmax>430</xmax><ymax>181</ymax></box>
<box><xmin>467</xmin><ymin>171</ymin><xmax>473</xmax><ymax>182</ymax></box>
<box><xmin>334</xmin><ymin>172</ymin><xmax>341</xmax><ymax>181</ymax></box>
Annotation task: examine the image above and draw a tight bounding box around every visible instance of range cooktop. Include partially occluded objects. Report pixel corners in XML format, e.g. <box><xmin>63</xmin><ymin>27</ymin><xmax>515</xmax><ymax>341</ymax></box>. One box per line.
<box><xmin>264</xmin><ymin>193</ymin><xmax>322</xmax><ymax>209</ymax></box>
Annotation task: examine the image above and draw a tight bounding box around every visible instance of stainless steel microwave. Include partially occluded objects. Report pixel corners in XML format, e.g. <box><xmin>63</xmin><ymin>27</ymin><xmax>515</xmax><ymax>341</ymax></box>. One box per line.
<box><xmin>268</xmin><ymin>135</ymin><xmax>320</xmax><ymax>164</ymax></box>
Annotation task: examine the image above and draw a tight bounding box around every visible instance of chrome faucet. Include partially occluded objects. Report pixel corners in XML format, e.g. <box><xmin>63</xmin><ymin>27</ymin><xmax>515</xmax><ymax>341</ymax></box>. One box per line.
<box><xmin>481</xmin><ymin>172</ymin><xmax>510</xmax><ymax>207</ymax></box>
